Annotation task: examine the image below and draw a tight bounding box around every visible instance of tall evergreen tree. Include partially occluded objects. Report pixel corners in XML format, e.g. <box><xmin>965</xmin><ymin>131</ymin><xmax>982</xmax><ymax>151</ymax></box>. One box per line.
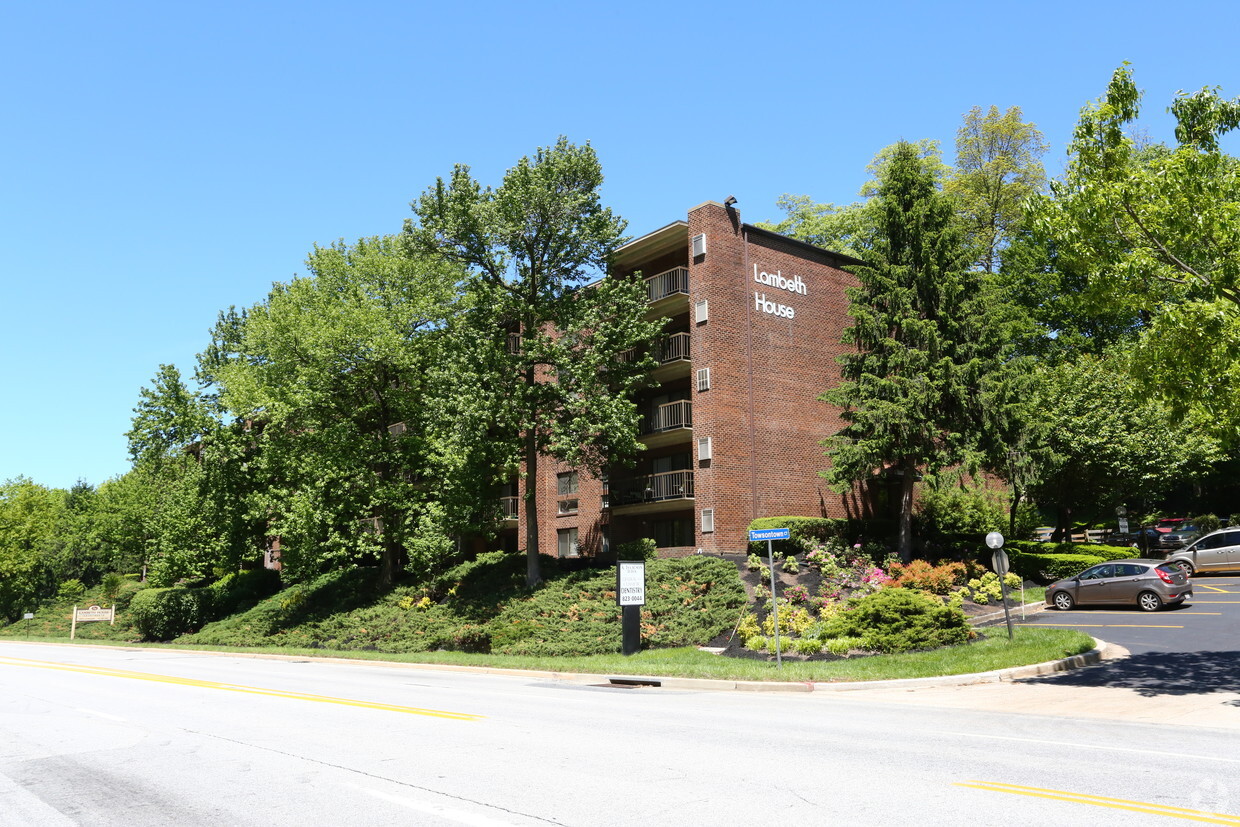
<box><xmin>822</xmin><ymin>141</ymin><xmax>989</xmax><ymax>562</ymax></box>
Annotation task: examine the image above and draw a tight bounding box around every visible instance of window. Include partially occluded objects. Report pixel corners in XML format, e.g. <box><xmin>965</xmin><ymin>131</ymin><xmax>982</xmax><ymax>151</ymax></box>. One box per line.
<box><xmin>701</xmin><ymin>508</ymin><xmax>715</xmax><ymax>533</ymax></box>
<box><xmin>696</xmin><ymin>368</ymin><xmax>711</xmax><ymax>392</ymax></box>
<box><xmin>695</xmin><ymin>299</ymin><xmax>709</xmax><ymax>324</ymax></box>
<box><xmin>558</xmin><ymin>527</ymin><xmax>579</xmax><ymax>558</ymax></box>
<box><xmin>557</xmin><ymin>498</ymin><xmax>579</xmax><ymax>515</ymax></box>
<box><xmin>556</xmin><ymin>471</ymin><xmax>579</xmax><ymax>495</ymax></box>
<box><xmin>697</xmin><ymin>436</ymin><xmax>712</xmax><ymax>462</ymax></box>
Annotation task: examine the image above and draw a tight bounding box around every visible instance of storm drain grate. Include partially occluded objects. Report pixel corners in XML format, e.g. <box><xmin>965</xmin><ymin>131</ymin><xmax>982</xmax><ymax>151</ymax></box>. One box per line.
<box><xmin>590</xmin><ymin>678</ymin><xmax>662</xmax><ymax>689</ymax></box>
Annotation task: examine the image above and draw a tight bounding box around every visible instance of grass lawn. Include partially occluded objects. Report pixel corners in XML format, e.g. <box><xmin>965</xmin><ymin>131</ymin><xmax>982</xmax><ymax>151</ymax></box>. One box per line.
<box><xmin>3</xmin><ymin>626</ymin><xmax>1094</xmax><ymax>683</ymax></box>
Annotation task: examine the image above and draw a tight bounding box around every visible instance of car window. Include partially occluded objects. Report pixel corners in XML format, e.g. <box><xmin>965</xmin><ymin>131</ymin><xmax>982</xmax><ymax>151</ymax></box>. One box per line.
<box><xmin>1114</xmin><ymin>563</ymin><xmax>1145</xmax><ymax>576</ymax></box>
<box><xmin>1156</xmin><ymin>564</ymin><xmax>1180</xmax><ymax>577</ymax></box>
<box><xmin>1081</xmin><ymin>565</ymin><xmax>1114</xmax><ymax>580</ymax></box>
<box><xmin>1224</xmin><ymin>531</ymin><xmax>1240</xmax><ymax>547</ymax></box>
<box><xmin>1196</xmin><ymin>533</ymin><xmax>1226</xmax><ymax>550</ymax></box>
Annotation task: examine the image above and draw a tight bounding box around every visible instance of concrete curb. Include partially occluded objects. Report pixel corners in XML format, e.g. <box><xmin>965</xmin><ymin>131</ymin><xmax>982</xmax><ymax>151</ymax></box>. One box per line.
<box><xmin>810</xmin><ymin>637</ymin><xmax>1109</xmax><ymax>692</ymax></box>
<box><xmin>1</xmin><ymin>628</ymin><xmax>1109</xmax><ymax>695</ymax></box>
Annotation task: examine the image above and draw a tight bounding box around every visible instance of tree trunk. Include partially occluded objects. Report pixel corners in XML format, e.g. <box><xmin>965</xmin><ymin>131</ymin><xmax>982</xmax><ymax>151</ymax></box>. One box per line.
<box><xmin>523</xmin><ymin>424</ymin><xmax>542</xmax><ymax>588</ymax></box>
<box><xmin>897</xmin><ymin>458</ymin><xmax>916</xmax><ymax>563</ymax></box>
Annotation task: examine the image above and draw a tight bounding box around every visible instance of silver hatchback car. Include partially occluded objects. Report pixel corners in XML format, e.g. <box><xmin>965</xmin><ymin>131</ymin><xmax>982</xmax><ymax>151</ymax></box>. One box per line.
<box><xmin>1164</xmin><ymin>528</ymin><xmax>1240</xmax><ymax>576</ymax></box>
<box><xmin>1046</xmin><ymin>559</ymin><xmax>1192</xmax><ymax>612</ymax></box>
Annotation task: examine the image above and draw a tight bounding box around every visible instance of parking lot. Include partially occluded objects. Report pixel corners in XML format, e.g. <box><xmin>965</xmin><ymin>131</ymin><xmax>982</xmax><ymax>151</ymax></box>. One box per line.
<box><xmin>1015</xmin><ymin>573</ymin><xmax>1240</xmax><ymax>656</ymax></box>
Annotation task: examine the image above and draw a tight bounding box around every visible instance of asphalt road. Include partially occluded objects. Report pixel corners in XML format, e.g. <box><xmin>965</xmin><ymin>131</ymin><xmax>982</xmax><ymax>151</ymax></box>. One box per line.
<box><xmin>1013</xmin><ymin>573</ymin><xmax>1240</xmax><ymax>655</ymax></box>
<box><xmin>3</xmin><ymin>641</ymin><xmax>1240</xmax><ymax>826</ymax></box>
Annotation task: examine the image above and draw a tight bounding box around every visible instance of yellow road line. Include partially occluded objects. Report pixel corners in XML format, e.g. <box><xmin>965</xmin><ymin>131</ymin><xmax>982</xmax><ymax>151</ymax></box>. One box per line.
<box><xmin>1196</xmin><ymin>586</ymin><xmax>1236</xmax><ymax>593</ymax></box>
<box><xmin>956</xmin><ymin>780</ymin><xmax>1240</xmax><ymax>824</ymax></box>
<box><xmin>0</xmin><ymin>656</ymin><xmax>482</xmax><ymax>721</ymax></box>
<box><xmin>1020</xmin><ymin>623</ymin><xmax>1184</xmax><ymax>628</ymax></box>
<box><xmin>1040</xmin><ymin>611</ymin><xmax>1218</xmax><ymax>615</ymax></box>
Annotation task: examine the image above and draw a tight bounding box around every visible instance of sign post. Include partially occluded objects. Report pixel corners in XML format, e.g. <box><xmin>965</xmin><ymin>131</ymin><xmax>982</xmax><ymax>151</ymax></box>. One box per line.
<box><xmin>749</xmin><ymin>528</ymin><xmax>790</xmax><ymax>667</ymax></box>
<box><xmin>985</xmin><ymin>532</ymin><xmax>1015</xmax><ymax>640</ymax></box>
<box><xmin>616</xmin><ymin>561</ymin><xmax>646</xmax><ymax>656</ymax></box>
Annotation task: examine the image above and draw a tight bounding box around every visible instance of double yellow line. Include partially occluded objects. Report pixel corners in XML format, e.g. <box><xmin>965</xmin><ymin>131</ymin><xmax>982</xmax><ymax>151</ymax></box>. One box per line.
<box><xmin>0</xmin><ymin>655</ymin><xmax>483</xmax><ymax>722</ymax></box>
<box><xmin>957</xmin><ymin>780</ymin><xmax>1240</xmax><ymax>823</ymax></box>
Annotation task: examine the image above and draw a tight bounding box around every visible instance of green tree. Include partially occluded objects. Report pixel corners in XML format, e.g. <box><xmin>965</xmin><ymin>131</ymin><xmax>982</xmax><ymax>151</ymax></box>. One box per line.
<box><xmin>1023</xmin><ymin>355</ymin><xmax>1220</xmax><ymax>535</ymax></box>
<box><xmin>945</xmin><ymin>106</ymin><xmax>1048</xmax><ymax>273</ymax></box>
<box><xmin>822</xmin><ymin>141</ymin><xmax>991</xmax><ymax>562</ymax></box>
<box><xmin>1031</xmin><ymin>64</ymin><xmax>1240</xmax><ymax>436</ymax></box>
<box><xmin>406</xmin><ymin>137</ymin><xmax>662</xmax><ymax>586</ymax></box>
<box><xmin>211</xmin><ymin>236</ymin><xmax>469</xmax><ymax>585</ymax></box>
<box><xmin>0</xmin><ymin>477</ymin><xmax>64</xmax><ymax>621</ymax></box>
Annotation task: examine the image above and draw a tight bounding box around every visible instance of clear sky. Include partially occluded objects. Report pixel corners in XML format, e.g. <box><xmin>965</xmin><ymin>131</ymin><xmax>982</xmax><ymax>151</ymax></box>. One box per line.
<box><xmin>3</xmin><ymin>0</ymin><xmax>1237</xmax><ymax>491</ymax></box>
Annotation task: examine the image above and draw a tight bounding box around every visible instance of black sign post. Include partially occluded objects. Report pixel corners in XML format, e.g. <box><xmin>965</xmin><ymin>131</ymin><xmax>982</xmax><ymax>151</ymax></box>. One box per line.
<box><xmin>616</xmin><ymin>560</ymin><xmax>646</xmax><ymax>656</ymax></box>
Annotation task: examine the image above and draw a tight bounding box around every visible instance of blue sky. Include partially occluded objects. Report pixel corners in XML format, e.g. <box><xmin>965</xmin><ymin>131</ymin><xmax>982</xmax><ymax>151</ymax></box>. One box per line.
<box><xmin>3</xmin><ymin>0</ymin><xmax>1238</xmax><ymax>491</ymax></box>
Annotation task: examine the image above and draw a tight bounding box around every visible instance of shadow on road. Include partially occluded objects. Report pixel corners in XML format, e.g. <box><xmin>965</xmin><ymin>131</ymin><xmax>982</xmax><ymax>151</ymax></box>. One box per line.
<box><xmin>1023</xmin><ymin>650</ymin><xmax>1240</xmax><ymax>700</ymax></box>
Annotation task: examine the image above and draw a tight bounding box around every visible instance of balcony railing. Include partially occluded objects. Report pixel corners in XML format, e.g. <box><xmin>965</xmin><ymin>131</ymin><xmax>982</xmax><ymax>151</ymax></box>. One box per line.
<box><xmin>657</xmin><ymin>332</ymin><xmax>690</xmax><ymax>363</ymax></box>
<box><xmin>642</xmin><ymin>400</ymin><xmax>691</xmax><ymax>434</ymax></box>
<box><xmin>617</xmin><ymin>332</ymin><xmax>690</xmax><ymax>366</ymax></box>
<box><xmin>500</xmin><ymin>496</ymin><xmax>519</xmax><ymax>519</ymax></box>
<box><xmin>646</xmin><ymin>267</ymin><xmax>689</xmax><ymax>303</ymax></box>
<box><xmin>610</xmin><ymin>470</ymin><xmax>694</xmax><ymax>506</ymax></box>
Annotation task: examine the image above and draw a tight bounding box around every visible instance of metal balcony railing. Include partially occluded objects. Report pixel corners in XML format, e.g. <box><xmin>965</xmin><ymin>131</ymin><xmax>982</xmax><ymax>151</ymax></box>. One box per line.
<box><xmin>610</xmin><ymin>470</ymin><xmax>694</xmax><ymax>506</ymax></box>
<box><xmin>500</xmin><ymin>497</ymin><xmax>519</xmax><ymax>519</ymax></box>
<box><xmin>646</xmin><ymin>267</ymin><xmax>689</xmax><ymax>303</ymax></box>
<box><xmin>656</xmin><ymin>332</ymin><xmax>690</xmax><ymax>363</ymax></box>
<box><xmin>641</xmin><ymin>400</ymin><xmax>691</xmax><ymax>434</ymax></box>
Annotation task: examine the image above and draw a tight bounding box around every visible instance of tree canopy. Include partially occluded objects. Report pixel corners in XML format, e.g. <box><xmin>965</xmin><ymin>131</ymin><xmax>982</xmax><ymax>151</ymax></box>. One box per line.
<box><xmin>405</xmin><ymin>137</ymin><xmax>661</xmax><ymax>585</ymax></box>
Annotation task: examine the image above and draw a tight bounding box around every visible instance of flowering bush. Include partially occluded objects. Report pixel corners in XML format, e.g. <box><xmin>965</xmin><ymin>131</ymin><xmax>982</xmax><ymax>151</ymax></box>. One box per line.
<box><xmin>887</xmin><ymin>560</ymin><xmax>966</xmax><ymax>594</ymax></box>
<box><xmin>782</xmin><ymin>553</ymin><xmax>799</xmax><ymax>574</ymax></box>
<box><xmin>784</xmin><ymin>584</ymin><xmax>811</xmax><ymax>604</ymax></box>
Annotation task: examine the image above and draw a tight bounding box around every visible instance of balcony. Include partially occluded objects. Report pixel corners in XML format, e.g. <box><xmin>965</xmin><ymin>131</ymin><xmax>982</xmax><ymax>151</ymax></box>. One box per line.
<box><xmin>501</xmin><ymin>496</ymin><xmax>519</xmax><ymax>522</ymax></box>
<box><xmin>645</xmin><ymin>267</ymin><xmax>689</xmax><ymax>317</ymax></box>
<box><xmin>640</xmin><ymin>399</ymin><xmax>692</xmax><ymax>448</ymax></box>
<box><xmin>609</xmin><ymin>470</ymin><xmax>694</xmax><ymax>514</ymax></box>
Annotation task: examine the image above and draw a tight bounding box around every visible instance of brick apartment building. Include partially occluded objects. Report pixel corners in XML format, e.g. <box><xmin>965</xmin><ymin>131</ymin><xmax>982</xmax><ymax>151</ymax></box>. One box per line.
<box><xmin>498</xmin><ymin>200</ymin><xmax>876</xmax><ymax>559</ymax></box>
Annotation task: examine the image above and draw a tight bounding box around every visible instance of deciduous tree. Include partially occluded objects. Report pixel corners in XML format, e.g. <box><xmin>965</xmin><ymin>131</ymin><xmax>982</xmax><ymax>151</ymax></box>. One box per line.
<box><xmin>406</xmin><ymin>138</ymin><xmax>661</xmax><ymax>586</ymax></box>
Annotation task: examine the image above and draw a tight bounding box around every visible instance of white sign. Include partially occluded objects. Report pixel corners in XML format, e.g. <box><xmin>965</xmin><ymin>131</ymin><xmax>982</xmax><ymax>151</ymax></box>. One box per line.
<box><xmin>22</xmin><ymin>613</ymin><xmax>33</xmax><ymax>620</ymax></box>
<box><xmin>1118</xmin><ymin>518</ymin><xmax>1130</xmax><ymax>534</ymax></box>
<box><xmin>753</xmin><ymin>265</ymin><xmax>806</xmax><ymax>319</ymax></box>
<box><xmin>617</xmin><ymin>561</ymin><xmax>646</xmax><ymax>607</ymax></box>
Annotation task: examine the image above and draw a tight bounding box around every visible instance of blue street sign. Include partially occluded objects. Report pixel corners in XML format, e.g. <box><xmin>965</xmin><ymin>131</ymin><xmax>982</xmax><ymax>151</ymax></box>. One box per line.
<box><xmin>748</xmin><ymin>528</ymin><xmax>790</xmax><ymax>541</ymax></box>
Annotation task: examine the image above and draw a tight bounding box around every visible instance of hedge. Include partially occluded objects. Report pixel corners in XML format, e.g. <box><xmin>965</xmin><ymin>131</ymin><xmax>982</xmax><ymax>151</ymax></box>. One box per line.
<box><xmin>130</xmin><ymin>586</ymin><xmax>213</xmax><ymax>641</ymax></box>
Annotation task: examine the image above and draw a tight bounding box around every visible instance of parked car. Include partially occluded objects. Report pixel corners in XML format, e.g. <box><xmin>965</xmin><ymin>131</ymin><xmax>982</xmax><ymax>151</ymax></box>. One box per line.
<box><xmin>1158</xmin><ymin>524</ymin><xmax>1201</xmax><ymax>550</ymax></box>
<box><xmin>1155</xmin><ymin>517</ymin><xmax>1187</xmax><ymax>534</ymax></box>
<box><xmin>1046</xmin><ymin>559</ymin><xmax>1192</xmax><ymax>612</ymax></box>
<box><xmin>1110</xmin><ymin>528</ymin><xmax>1163</xmax><ymax>550</ymax></box>
<box><xmin>1164</xmin><ymin>528</ymin><xmax>1240</xmax><ymax>576</ymax></box>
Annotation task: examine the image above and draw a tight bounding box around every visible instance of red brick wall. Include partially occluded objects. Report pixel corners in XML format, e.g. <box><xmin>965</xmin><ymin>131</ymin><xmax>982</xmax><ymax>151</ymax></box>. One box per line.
<box><xmin>686</xmin><ymin>202</ymin><xmax>860</xmax><ymax>553</ymax></box>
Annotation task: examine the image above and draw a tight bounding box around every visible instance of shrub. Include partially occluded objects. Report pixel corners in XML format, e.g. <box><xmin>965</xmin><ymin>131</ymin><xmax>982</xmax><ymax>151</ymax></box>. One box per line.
<box><xmin>616</xmin><ymin>539</ymin><xmax>657</xmax><ymax>561</ymax></box>
<box><xmin>794</xmin><ymin>637</ymin><xmax>822</xmax><ymax>655</ymax></box>
<box><xmin>887</xmin><ymin>560</ymin><xmax>965</xmax><ymax>594</ymax></box>
<box><xmin>745</xmin><ymin>635</ymin><xmax>768</xmax><ymax>652</ymax></box>
<box><xmin>781</xmin><ymin>554</ymin><xmax>799</xmax><ymax>574</ymax></box>
<box><xmin>57</xmin><ymin>579</ymin><xmax>86</xmax><ymax>602</ymax></box>
<box><xmin>784</xmin><ymin>584</ymin><xmax>811</xmax><ymax>604</ymax></box>
<box><xmin>101</xmin><ymin>573</ymin><xmax>126</xmax><ymax>602</ymax></box>
<box><xmin>746</xmin><ymin>516</ymin><xmax>894</xmax><ymax>558</ymax></box>
<box><xmin>822</xmin><ymin>588</ymin><xmax>972</xmax><ymax>653</ymax></box>
<box><xmin>915</xmin><ymin>482</ymin><xmax>1007</xmax><ymax>538</ymax></box>
<box><xmin>130</xmin><ymin>586</ymin><xmax>213</xmax><ymax>641</ymax></box>
<box><xmin>746</xmin><ymin>553</ymin><xmax>762</xmax><ymax>571</ymax></box>
<box><xmin>1195</xmin><ymin>514</ymin><xmax>1222</xmax><ymax>534</ymax></box>
<box><xmin>823</xmin><ymin>636</ymin><xmax>864</xmax><ymax>656</ymax></box>
<box><xmin>207</xmin><ymin>569</ymin><xmax>282</xmax><ymax>620</ymax></box>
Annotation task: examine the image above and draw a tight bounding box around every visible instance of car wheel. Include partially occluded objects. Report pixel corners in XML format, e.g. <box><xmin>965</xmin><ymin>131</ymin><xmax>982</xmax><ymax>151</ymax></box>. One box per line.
<box><xmin>1052</xmin><ymin>591</ymin><xmax>1074</xmax><ymax>610</ymax></box>
<box><xmin>1138</xmin><ymin>591</ymin><xmax>1164</xmax><ymax>612</ymax></box>
<box><xmin>1173</xmin><ymin>561</ymin><xmax>1195</xmax><ymax>578</ymax></box>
